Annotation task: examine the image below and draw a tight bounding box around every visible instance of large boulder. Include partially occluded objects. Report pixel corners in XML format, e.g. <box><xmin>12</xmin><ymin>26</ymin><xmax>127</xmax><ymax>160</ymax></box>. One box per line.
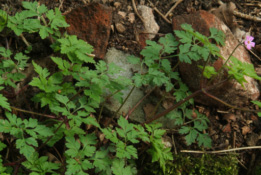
<box><xmin>65</xmin><ymin>3</ymin><xmax>112</xmax><ymax>59</ymax></box>
<box><xmin>172</xmin><ymin>10</ymin><xmax>260</xmax><ymax>107</ymax></box>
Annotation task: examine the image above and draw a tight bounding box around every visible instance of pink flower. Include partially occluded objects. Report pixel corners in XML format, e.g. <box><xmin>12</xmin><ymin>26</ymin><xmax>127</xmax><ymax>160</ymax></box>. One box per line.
<box><xmin>244</xmin><ymin>35</ymin><xmax>255</xmax><ymax>50</ymax></box>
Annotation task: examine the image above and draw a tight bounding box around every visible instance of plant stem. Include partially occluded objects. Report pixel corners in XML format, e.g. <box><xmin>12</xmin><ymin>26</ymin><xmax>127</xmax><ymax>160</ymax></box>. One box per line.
<box><xmin>11</xmin><ymin>106</ymin><xmax>60</xmax><ymax>120</ymax></box>
<box><xmin>113</xmin><ymin>86</ymin><xmax>135</xmax><ymax>118</ymax></box>
<box><xmin>20</xmin><ymin>34</ymin><xmax>30</xmax><ymax>47</ymax></box>
<box><xmin>208</xmin><ymin>43</ymin><xmax>242</xmax><ymax>85</ymax></box>
<box><xmin>125</xmin><ymin>86</ymin><xmax>156</xmax><ymax>119</ymax></box>
<box><xmin>144</xmin><ymin>80</ymin><xmax>228</xmax><ymax>124</ymax></box>
<box><xmin>172</xmin><ymin>60</ymin><xmax>180</xmax><ymax>71</ymax></box>
<box><xmin>144</xmin><ymin>89</ymin><xmax>201</xmax><ymax>124</ymax></box>
<box><xmin>147</xmin><ymin>95</ymin><xmax>165</xmax><ymax>119</ymax></box>
<box><xmin>202</xmin><ymin>89</ymin><xmax>261</xmax><ymax>112</ymax></box>
<box><xmin>37</xmin><ymin>120</ymin><xmax>65</xmax><ymax>151</ymax></box>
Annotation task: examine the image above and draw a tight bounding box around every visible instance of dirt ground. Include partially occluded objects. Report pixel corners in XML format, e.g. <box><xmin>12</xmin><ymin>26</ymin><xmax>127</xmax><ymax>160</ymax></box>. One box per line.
<box><xmin>1</xmin><ymin>0</ymin><xmax>261</xmax><ymax>174</ymax></box>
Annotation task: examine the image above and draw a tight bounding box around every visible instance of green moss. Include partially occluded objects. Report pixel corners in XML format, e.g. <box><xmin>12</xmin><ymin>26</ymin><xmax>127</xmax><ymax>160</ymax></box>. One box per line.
<box><xmin>143</xmin><ymin>153</ymin><xmax>238</xmax><ymax>175</ymax></box>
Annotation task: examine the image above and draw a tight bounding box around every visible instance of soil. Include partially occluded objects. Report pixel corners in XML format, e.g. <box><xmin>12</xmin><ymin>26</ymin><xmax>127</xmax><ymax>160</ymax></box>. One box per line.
<box><xmin>0</xmin><ymin>0</ymin><xmax>261</xmax><ymax>174</ymax></box>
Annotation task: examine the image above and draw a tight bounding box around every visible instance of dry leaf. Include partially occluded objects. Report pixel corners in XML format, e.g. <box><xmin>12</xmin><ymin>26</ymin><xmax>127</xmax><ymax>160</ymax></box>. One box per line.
<box><xmin>211</xmin><ymin>2</ymin><xmax>237</xmax><ymax>31</ymax></box>
<box><xmin>162</xmin><ymin>99</ymin><xmax>173</xmax><ymax>109</ymax></box>
<box><xmin>222</xmin><ymin>124</ymin><xmax>231</xmax><ymax>133</ymax></box>
<box><xmin>128</xmin><ymin>13</ymin><xmax>135</xmax><ymax>23</ymax></box>
<box><xmin>143</xmin><ymin>103</ymin><xmax>156</xmax><ymax>119</ymax></box>
<box><xmin>223</xmin><ymin>114</ymin><xmax>236</xmax><ymax>123</ymax></box>
<box><xmin>118</xmin><ymin>11</ymin><xmax>126</xmax><ymax>19</ymax></box>
<box><xmin>241</xmin><ymin>126</ymin><xmax>251</xmax><ymax>135</ymax></box>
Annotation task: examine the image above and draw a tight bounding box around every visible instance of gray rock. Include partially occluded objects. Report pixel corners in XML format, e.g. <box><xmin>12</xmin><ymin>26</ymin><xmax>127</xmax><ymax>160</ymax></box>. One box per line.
<box><xmin>103</xmin><ymin>48</ymin><xmax>177</xmax><ymax>128</ymax></box>
<box><xmin>104</xmin><ymin>47</ymin><xmax>146</xmax><ymax>123</ymax></box>
<box><xmin>137</xmin><ymin>5</ymin><xmax>160</xmax><ymax>40</ymax></box>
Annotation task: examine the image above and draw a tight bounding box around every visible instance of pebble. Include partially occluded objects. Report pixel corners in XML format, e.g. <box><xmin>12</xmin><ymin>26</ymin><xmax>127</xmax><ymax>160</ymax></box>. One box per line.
<box><xmin>118</xmin><ymin>11</ymin><xmax>126</xmax><ymax>19</ymax></box>
<box><xmin>114</xmin><ymin>2</ymin><xmax>121</xmax><ymax>8</ymax></box>
<box><xmin>128</xmin><ymin>13</ymin><xmax>135</xmax><ymax>23</ymax></box>
<box><xmin>115</xmin><ymin>23</ymin><xmax>126</xmax><ymax>33</ymax></box>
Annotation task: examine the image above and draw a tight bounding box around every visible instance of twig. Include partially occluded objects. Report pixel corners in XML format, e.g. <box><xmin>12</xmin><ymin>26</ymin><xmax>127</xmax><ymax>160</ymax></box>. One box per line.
<box><xmin>218</xmin><ymin>0</ymin><xmax>261</xmax><ymax>22</ymax></box>
<box><xmin>201</xmin><ymin>89</ymin><xmax>261</xmax><ymax>113</ymax></box>
<box><xmin>233</xmin><ymin>10</ymin><xmax>261</xmax><ymax>22</ymax></box>
<box><xmin>59</xmin><ymin>0</ymin><xmax>64</xmax><ymax>11</ymax></box>
<box><xmin>144</xmin><ymin>79</ymin><xmax>261</xmax><ymax>125</ymax></box>
<box><xmin>246</xmin><ymin>46</ymin><xmax>261</xmax><ymax>61</ymax></box>
<box><xmin>124</xmin><ymin>86</ymin><xmax>156</xmax><ymax>119</ymax></box>
<box><xmin>11</xmin><ymin>106</ymin><xmax>60</xmax><ymax>120</ymax></box>
<box><xmin>165</xmin><ymin>0</ymin><xmax>183</xmax><ymax>17</ymax></box>
<box><xmin>181</xmin><ymin>146</ymin><xmax>261</xmax><ymax>154</ymax></box>
<box><xmin>238</xmin><ymin>158</ymin><xmax>247</xmax><ymax>170</ymax></box>
<box><xmin>20</xmin><ymin>34</ymin><xmax>30</xmax><ymax>47</ymax></box>
<box><xmin>148</xmin><ymin>0</ymin><xmax>171</xmax><ymax>24</ymax></box>
<box><xmin>172</xmin><ymin>134</ymin><xmax>177</xmax><ymax>155</ymax></box>
<box><xmin>144</xmin><ymin>89</ymin><xmax>201</xmax><ymax>124</ymax></box>
<box><xmin>131</xmin><ymin>0</ymin><xmax>145</xmax><ymax>23</ymax></box>
<box><xmin>153</xmin><ymin>7</ymin><xmax>171</xmax><ymax>24</ymax></box>
<box><xmin>114</xmin><ymin>86</ymin><xmax>136</xmax><ymax>118</ymax></box>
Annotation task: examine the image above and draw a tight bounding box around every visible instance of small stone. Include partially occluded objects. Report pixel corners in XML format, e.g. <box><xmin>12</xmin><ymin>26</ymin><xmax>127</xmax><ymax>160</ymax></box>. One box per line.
<box><xmin>114</xmin><ymin>2</ymin><xmax>121</xmax><ymax>8</ymax></box>
<box><xmin>128</xmin><ymin>13</ymin><xmax>135</xmax><ymax>23</ymax></box>
<box><xmin>137</xmin><ymin>5</ymin><xmax>160</xmax><ymax>40</ymax></box>
<box><xmin>127</xmin><ymin>5</ymin><xmax>133</xmax><ymax>11</ymax></box>
<box><xmin>115</xmin><ymin>23</ymin><xmax>126</xmax><ymax>33</ymax></box>
<box><xmin>118</xmin><ymin>11</ymin><xmax>126</xmax><ymax>19</ymax></box>
<box><xmin>111</xmin><ymin>24</ymin><xmax>115</xmax><ymax>33</ymax></box>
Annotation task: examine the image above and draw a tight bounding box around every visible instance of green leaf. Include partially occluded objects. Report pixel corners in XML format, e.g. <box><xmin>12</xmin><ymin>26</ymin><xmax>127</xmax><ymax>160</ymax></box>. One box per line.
<box><xmin>16</xmin><ymin>139</ymin><xmax>35</xmax><ymax>159</ymax></box>
<box><xmin>159</xmin><ymin>33</ymin><xmax>178</xmax><ymax>54</ymax></box>
<box><xmin>101</xmin><ymin>128</ymin><xmax>119</xmax><ymax>143</ymax></box>
<box><xmin>116</xmin><ymin>141</ymin><xmax>137</xmax><ymax>159</ymax></box>
<box><xmin>127</xmin><ymin>55</ymin><xmax>141</xmax><ymax>65</ymax></box>
<box><xmin>22</xmin><ymin>1</ymin><xmax>38</xmax><ymax>12</ymax></box>
<box><xmin>58</xmin><ymin>35</ymin><xmax>94</xmax><ymax>64</ymax></box>
<box><xmin>161</xmin><ymin>59</ymin><xmax>171</xmax><ymax>73</ymax></box>
<box><xmin>0</xmin><ymin>10</ymin><xmax>8</xmax><ymax>32</ymax></box>
<box><xmin>0</xmin><ymin>47</ymin><xmax>12</xmax><ymax>58</ymax></box>
<box><xmin>0</xmin><ymin>141</ymin><xmax>6</xmax><ymax>151</ymax></box>
<box><xmin>34</xmin><ymin>124</ymin><xmax>54</xmax><ymax>137</ymax></box>
<box><xmin>39</xmin><ymin>26</ymin><xmax>53</xmax><ymax>39</ymax></box>
<box><xmin>141</xmin><ymin>40</ymin><xmax>163</xmax><ymax>64</ymax></box>
<box><xmin>46</xmin><ymin>8</ymin><xmax>70</xmax><ymax>30</ymax></box>
<box><xmin>209</xmin><ymin>27</ymin><xmax>225</xmax><ymax>46</ymax></box>
<box><xmin>0</xmin><ymin>94</ymin><xmax>11</xmax><ymax>111</ymax></box>
<box><xmin>14</xmin><ymin>52</ymin><xmax>29</xmax><ymax>70</ymax></box>
<box><xmin>178</xmin><ymin>44</ymin><xmax>192</xmax><ymax>63</ymax></box>
<box><xmin>197</xmin><ymin>133</ymin><xmax>212</xmax><ymax>148</ymax></box>
<box><xmin>66</xmin><ymin>158</ymin><xmax>84</xmax><ymax>175</ymax></box>
<box><xmin>198</xmin><ymin>65</ymin><xmax>217</xmax><ymax>79</ymax></box>
<box><xmin>65</xmin><ymin>136</ymin><xmax>80</xmax><ymax>157</ymax></box>
<box><xmin>31</xmin><ymin>61</ymin><xmax>50</xmax><ymax>79</ymax></box>
<box><xmin>111</xmin><ymin>159</ymin><xmax>134</xmax><ymax>175</ymax></box>
<box><xmin>25</xmin><ymin>137</ymin><xmax>38</xmax><ymax>147</ymax></box>
<box><xmin>22</xmin><ymin>153</ymin><xmax>60</xmax><ymax>175</ymax></box>
<box><xmin>252</xmin><ymin>101</ymin><xmax>261</xmax><ymax>117</ymax></box>
<box><xmin>92</xmin><ymin>148</ymin><xmax>111</xmax><ymax>173</ymax></box>
<box><xmin>132</xmin><ymin>73</ymin><xmax>143</xmax><ymax>87</ymax></box>
<box><xmin>179</xmin><ymin>126</ymin><xmax>191</xmax><ymax>134</ymax></box>
<box><xmin>55</xmin><ymin>93</ymin><xmax>69</xmax><ymax>105</ymax></box>
<box><xmin>82</xmin><ymin>116</ymin><xmax>100</xmax><ymax>128</ymax></box>
<box><xmin>180</xmin><ymin>127</ymin><xmax>198</xmax><ymax>146</ymax></box>
<box><xmin>79</xmin><ymin>134</ymin><xmax>97</xmax><ymax>157</ymax></box>
<box><xmin>174</xmin><ymin>30</ymin><xmax>193</xmax><ymax>44</ymax></box>
<box><xmin>166</xmin><ymin>110</ymin><xmax>184</xmax><ymax>125</ymax></box>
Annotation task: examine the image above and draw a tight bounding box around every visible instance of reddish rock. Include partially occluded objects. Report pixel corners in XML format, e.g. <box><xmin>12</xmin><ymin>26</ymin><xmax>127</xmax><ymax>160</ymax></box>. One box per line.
<box><xmin>172</xmin><ymin>10</ymin><xmax>259</xmax><ymax>107</ymax></box>
<box><xmin>65</xmin><ymin>3</ymin><xmax>112</xmax><ymax>59</ymax></box>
